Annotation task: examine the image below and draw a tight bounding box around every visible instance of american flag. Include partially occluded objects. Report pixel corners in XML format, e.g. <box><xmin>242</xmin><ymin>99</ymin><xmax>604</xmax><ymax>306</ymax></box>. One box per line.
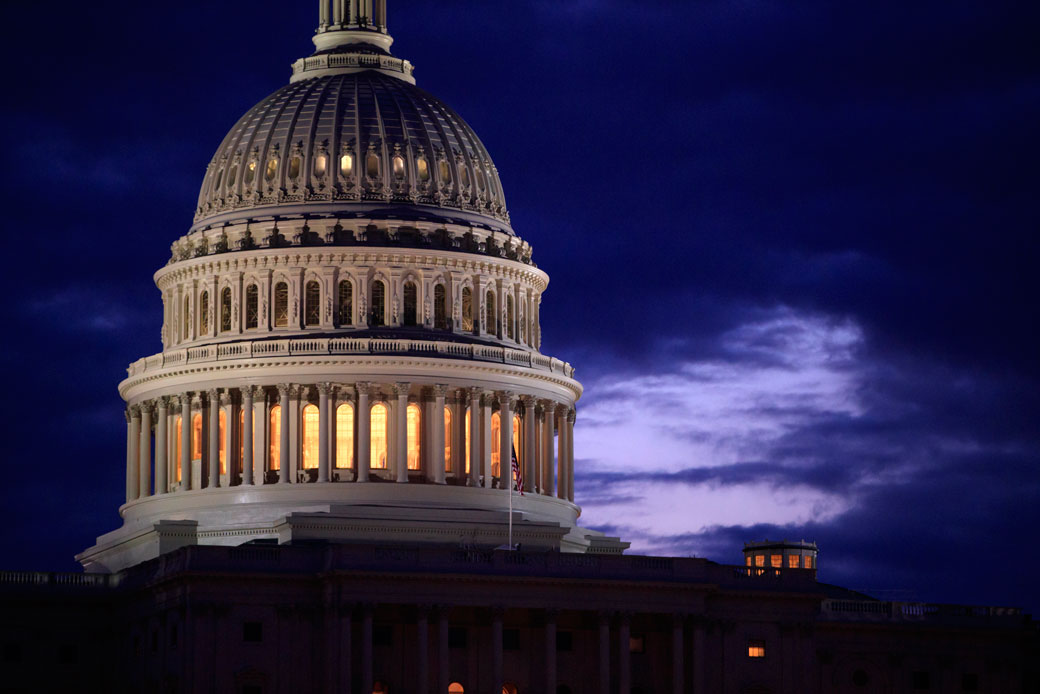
<box><xmin>510</xmin><ymin>445</ymin><xmax>524</xmax><ymax>495</ymax></box>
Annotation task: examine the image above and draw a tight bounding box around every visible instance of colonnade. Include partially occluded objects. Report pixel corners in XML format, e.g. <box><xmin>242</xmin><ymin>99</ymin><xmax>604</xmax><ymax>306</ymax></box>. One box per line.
<box><xmin>123</xmin><ymin>383</ymin><xmax>576</xmax><ymax>504</ymax></box>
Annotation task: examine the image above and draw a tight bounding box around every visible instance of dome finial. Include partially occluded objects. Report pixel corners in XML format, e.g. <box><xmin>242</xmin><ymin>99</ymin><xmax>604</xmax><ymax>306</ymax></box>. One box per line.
<box><xmin>315</xmin><ymin>0</ymin><xmax>393</xmax><ymax>52</ymax></box>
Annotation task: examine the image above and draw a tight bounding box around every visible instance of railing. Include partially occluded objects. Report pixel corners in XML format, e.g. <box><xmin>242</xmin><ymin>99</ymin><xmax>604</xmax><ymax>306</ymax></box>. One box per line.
<box><xmin>821</xmin><ymin>599</ymin><xmax>1022</xmax><ymax>621</ymax></box>
<box><xmin>127</xmin><ymin>338</ymin><xmax>576</xmax><ymax>380</ymax></box>
<box><xmin>0</xmin><ymin>571</ymin><xmax>118</xmax><ymax>589</ymax></box>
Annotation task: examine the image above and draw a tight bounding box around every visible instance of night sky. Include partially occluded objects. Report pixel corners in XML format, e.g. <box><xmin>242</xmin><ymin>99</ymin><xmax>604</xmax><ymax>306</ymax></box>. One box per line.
<box><xmin>1</xmin><ymin>1</ymin><xmax>1037</xmax><ymax>614</ymax></box>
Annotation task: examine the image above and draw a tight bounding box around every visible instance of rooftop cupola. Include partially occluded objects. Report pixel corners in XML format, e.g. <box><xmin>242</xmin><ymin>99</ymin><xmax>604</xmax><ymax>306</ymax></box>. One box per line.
<box><xmin>292</xmin><ymin>0</ymin><xmax>415</xmax><ymax>84</ymax></box>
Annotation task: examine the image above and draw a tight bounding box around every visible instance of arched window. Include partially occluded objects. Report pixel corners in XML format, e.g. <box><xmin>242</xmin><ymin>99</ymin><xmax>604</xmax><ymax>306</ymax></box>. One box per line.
<box><xmin>444</xmin><ymin>407</ymin><xmax>453</xmax><ymax>473</ymax></box>
<box><xmin>438</xmin><ymin>159</ymin><xmax>451</xmax><ymax>185</ymax></box>
<box><xmin>403</xmin><ymin>282</ymin><xmax>418</xmax><ymax>326</ymax></box>
<box><xmin>336</xmin><ymin>403</ymin><xmax>354</xmax><ymax>469</ymax></box>
<box><xmin>392</xmin><ymin>155</ymin><xmax>406</xmax><ymax>180</ymax></box>
<box><xmin>507</xmin><ymin>295</ymin><xmax>515</xmax><ymax>340</ymax></box>
<box><xmin>244</xmin><ymin>160</ymin><xmax>256</xmax><ymax>185</ymax></box>
<box><xmin>269</xmin><ymin>404</ymin><xmax>282</xmax><ymax>471</ymax></box>
<box><xmin>460</xmin><ymin>165</ymin><xmax>471</xmax><ymax>189</ymax></box>
<box><xmin>340</xmin><ymin>152</ymin><xmax>354</xmax><ymax>177</ymax></box>
<box><xmin>461</xmin><ymin>287</ymin><xmax>474</xmax><ymax>333</ymax></box>
<box><xmin>371</xmin><ymin>280</ymin><xmax>386</xmax><ymax>327</ymax></box>
<box><xmin>175</xmin><ymin>416</ymin><xmax>183</xmax><ymax>482</ymax></box>
<box><xmin>490</xmin><ymin>412</ymin><xmax>501</xmax><ymax>478</ymax></box>
<box><xmin>338</xmin><ymin>280</ymin><xmax>353</xmax><ymax>326</ymax></box>
<box><xmin>182</xmin><ymin>296</ymin><xmax>190</xmax><ymax>341</ymax></box>
<box><xmin>288</xmin><ymin>156</ymin><xmax>301</xmax><ymax>180</ymax></box>
<box><xmin>305</xmin><ymin>280</ymin><xmax>321</xmax><ymax>326</ymax></box>
<box><xmin>245</xmin><ymin>284</ymin><xmax>258</xmax><ymax>329</ymax></box>
<box><xmin>273</xmin><ymin>282</ymin><xmax>289</xmax><ymax>327</ymax></box>
<box><xmin>434</xmin><ymin>284</ymin><xmax>447</xmax><ymax>330</ymax></box>
<box><xmin>220</xmin><ymin>287</ymin><xmax>232</xmax><ymax>332</ymax></box>
<box><xmin>370</xmin><ymin>403</ymin><xmax>388</xmax><ymax>469</ymax></box>
<box><xmin>449</xmin><ymin>684</ymin><xmax>464</xmax><ymax>694</ymax></box>
<box><xmin>218</xmin><ymin>408</ymin><xmax>227</xmax><ymax>474</ymax></box>
<box><xmin>199</xmin><ymin>291</ymin><xmax>210</xmax><ymax>334</ymax></box>
<box><xmin>302</xmin><ymin>404</ymin><xmax>319</xmax><ymax>470</ymax></box>
<box><xmin>191</xmin><ymin>413</ymin><xmax>203</xmax><ymax>461</ymax></box>
<box><xmin>417</xmin><ymin>157</ymin><xmax>430</xmax><ymax>183</ymax></box>
<box><xmin>366</xmin><ymin>152</ymin><xmax>380</xmax><ymax>179</ymax></box>
<box><xmin>265</xmin><ymin>157</ymin><xmax>278</xmax><ymax>181</ymax></box>
<box><xmin>486</xmin><ymin>291</ymin><xmax>496</xmax><ymax>335</ymax></box>
<box><xmin>465</xmin><ymin>408</ymin><xmax>471</xmax><ymax>474</ymax></box>
<box><xmin>407</xmin><ymin>403</ymin><xmax>421</xmax><ymax>471</ymax></box>
<box><xmin>227</xmin><ymin>162</ymin><xmax>238</xmax><ymax>188</ymax></box>
<box><xmin>314</xmin><ymin>153</ymin><xmax>328</xmax><ymax>178</ymax></box>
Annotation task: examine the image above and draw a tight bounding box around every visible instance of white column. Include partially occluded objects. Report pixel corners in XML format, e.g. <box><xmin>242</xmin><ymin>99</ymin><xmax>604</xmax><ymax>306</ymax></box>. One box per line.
<box><xmin>543</xmin><ymin>402</ymin><xmax>556</xmax><ymax>497</ymax></box>
<box><xmin>278</xmin><ymin>384</ymin><xmax>290</xmax><ymax>484</ymax></box>
<box><xmin>289</xmin><ymin>385</ymin><xmax>301</xmax><ymax>480</ymax></box>
<box><xmin>394</xmin><ymin>382</ymin><xmax>410</xmax><ymax>483</ymax></box>
<box><xmin>124</xmin><ymin>409</ymin><xmax>133</xmax><ymax>502</ymax></box>
<box><xmin>155</xmin><ymin>398</ymin><xmax>168</xmax><ymax>495</ymax></box>
<box><xmin>521</xmin><ymin>396</ymin><xmax>537</xmax><ymax>493</ymax></box>
<box><xmin>557</xmin><ymin>407</ymin><xmax>569</xmax><ymax>500</ymax></box>
<box><xmin>499</xmin><ymin>392</ymin><xmax>513</xmax><ymax>489</ymax></box>
<box><xmin>139</xmin><ymin>402</ymin><xmax>152</xmax><ymax>498</ymax></box>
<box><xmin>318</xmin><ymin>382</ymin><xmax>331</xmax><ymax>483</ymax></box>
<box><xmin>128</xmin><ymin>406</ymin><xmax>141</xmax><ymax>502</ymax></box>
<box><xmin>432</xmin><ymin>385</ymin><xmax>447</xmax><ymax>484</ymax></box>
<box><xmin>222</xmin><ymin>391</ymin><xmax>234</xmax><ymax>485</ymax></box>
<box><xmin>482</xmin><ymin>393</ymin><xmax>493</xmax><ymax>488</ymax></box>
<box><xmin>241</xmin><ymin>387</ymin><xmax>254</xmax><ymax>486</ymax></box>
<box><xmin>357</xmin><ymin>383</ymin><xmax>371</xmax><ymax>482</ymax></box>
<box><xmin>329</xmin><ymin>386</ymin><xmax>340</xmax><ymax>474</ymax></box>
<box><xmin>468</xmin><ymin>387</ymin><xmax>481</xmax><ymax>487</ymax></box>
<box><xmin>207</xmin><ymin>389</ymin><xmax>220</xmax><ymax>488</ymax></box>
<box><xmin>180</xmin><ymin>395</ymin><xmax>191</xmax><ymax>490</ymax></box>
<box><xmin>567</xmin><ymin>410</ymin><xmax>576</xmax><ymax>502</ymax></box>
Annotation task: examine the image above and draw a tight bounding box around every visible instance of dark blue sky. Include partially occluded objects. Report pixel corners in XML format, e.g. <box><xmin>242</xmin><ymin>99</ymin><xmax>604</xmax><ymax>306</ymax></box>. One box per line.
<box><xmin>1</xmin><ymin>1</ymin><xmax>1037</xmax><ymax>614</ymax></box>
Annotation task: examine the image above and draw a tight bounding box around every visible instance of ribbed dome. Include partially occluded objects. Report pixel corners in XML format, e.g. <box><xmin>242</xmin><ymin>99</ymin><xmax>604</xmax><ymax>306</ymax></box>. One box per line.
<box><xmin>193</xmin><ymin>72</ymin><xmax>510</xmax><ymax>233</ymax></box>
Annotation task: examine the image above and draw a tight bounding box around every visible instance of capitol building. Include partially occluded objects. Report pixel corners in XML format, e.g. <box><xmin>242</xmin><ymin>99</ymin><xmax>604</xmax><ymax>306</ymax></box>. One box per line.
<box><xmin>2</xmin><ymin>3</ymin><xmax>1035</xmax><ymax>693</ymax></box>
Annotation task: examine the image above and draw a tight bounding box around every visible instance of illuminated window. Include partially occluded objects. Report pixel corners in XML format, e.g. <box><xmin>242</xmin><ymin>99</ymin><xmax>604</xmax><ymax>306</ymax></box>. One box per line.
<box><xmin>438</xmin><ymin>159</ymin><xmax>451</xmax><ymax>184</ymax></box>
<box><xmin>755</xmin><ymin>555</ymin><xmax>765</xmax><ymax>568</ymax></box>
<box><xmin>245</xmin><ymin>284</ymin><xmax>258</xmax><ymax>329</ymax></box>
<box><xmin>486</xmin><ymin>291</ymin><xmax>496</xmax><ymax>334</ymax></box>
<box><xmin>746</xmin><ymin>556</ymin><xmax>752</xmax><ymax>566</ymax></box>
<box><xmin>305</xmin><ymin>280</ymin><xmax>321</xmax><ymax>326</ymax></box>
<box><xmin>747</xmin><ymin>640</ymin><xmax>765</xmax><ymax>658</ymax></box>
<box><xmin>501</xmin><ymin>684</ymin><xmax>517</xmax><ymax>694</ymax></box>
<box><xmin>788</xmin><ymin>555</ymin><xmax>800</xmax><ymax>569</ymax></box>
<box><xmin>314</xmin><ymin>153</ymin><xmax>328</xmax><ymax>178</ymax></box>
<box><xmin>218</xmin><ymin>409</ymin><xmax>227</xmax><ymax>474</ymax></box>
<box><xmin>199</xmin><ymin>291</ymin><xmax>209</xmax><ymax>334</ymax></box>
<box><xmin>269</xmin><ymin>405</ymin><xmax>281</xmax><ymax>471</ymax></box>
<box><xmin>392</xmin><ymin>155</ymin><xmax>405</xmax><ymax>180</ymax></box>
<box><xmin>804</xmin><ymin>556</ymin><xmax>814</xmax><ymax>569</ymax></box>
<box><xmin>417</xmin><ymin>157</ymin><xmax>430</xmax><ymax>182</ymax></box>
<box><xmin>434</xmin><ymin>284</ymin><xmax>447</xmax><ymax>330</ymax></box>
<box><xmin>338</xmin><ymin>280</ymin><xmax>353</xmax><ymax>326</ymax></box>
<box><xmin>407</xmin><ymin>403</ymin><xmax>421</xmax><ymax>470</ymax></box>
<box><xmin>448</xmin><ymin>684</ymin><xmax>464</xmax><ymax>694</ymax></box>
<box><xmin>461</xmin><ymin>287</ymin><xmax>474</xmax><ymax>332</ymax></box>
<box><xmin>182</xmin><ymin>296</ymin><xmax>190</xmax><ymax>341</ymax></box>
<box><xmin>340</xmin><ymin>152</ymin><xmax>353</xmax><ymax>177</ymax></box>
<box><xmin>512</xmin><ymin>413</ymin><xmax>521</xmax><ymax>473</ymax></box>
<box><xmin>371</xmin><ymin>403</ymin><xmax>388</xmax><ymax>469</ymax></box>
<box><xmin>490</xmin><ymin>412</ymin><xmax>501</xmax><ymax>477</ymax></box>
<box><xmin>507</xmin><ymin>295</ymin><xmax>515</xmax><ymax>339</ymax></box>
<box><xmin>371</xmin><ymin>281</ymin><xmax>385</xmax><ymax>326</ymax></box>
<box><xmin>191</xmin><ymin>413</ymin><xmax>203</xmax><ymax>461</ymax></box>
<box><xmin>265</xmin><ymin>157</ymin><xmax>278</xmax><ymax>181</ymax></box>
<box><xmin>273</xmin><ymin>282</ymin><xmax>289</xmax><ymax>327</ymax></box>
<box><xmin>336</xmin><ymin>404</ymin><xmax>354</xmax><ymax>469</ymax></box>
<box><xmin>465</xmin><ymin>408</ymin><xmax>471</xmax><ymax>474</ymax></box>
<box><xmin>175</xmin><ymin>416</ymin><xmax>183</xmax><ymax>481</ymax></box>
<box><xmin>771</xmin><ymin>554</ymin><xmax>782</xmax><ymax>569</ymax></box>
<box><xmin>288</xmin><ymin>156</ymin><xmax>301</xmax><ymax>180</ymax></box>
<box><xmin>301</xmin><ymin>404</ymin><xmax>319</xmax><ymax>470</ymax></box>
<box><xmin>403</xmin><ymin>282</ymin><xmax>417</xmax><ymax>326</ymax></box>
<box><xmin>444</xmin><ymin>407</ymin><xmax>453</xmax><ymax>473</ymax></box>
<box><xmin>245</xmin><ymin>160</ymin><xmax>256</xmax><ymax>185</ymax></box>
<box><xmin>366</xmin><ymin>152</ymin><xmax>380</xmax><ymax>179</ymax></box>
<box><xmin>220</xmin><ymin>287</ymin><xmax>232</xmax><ymax>332</ymax></box>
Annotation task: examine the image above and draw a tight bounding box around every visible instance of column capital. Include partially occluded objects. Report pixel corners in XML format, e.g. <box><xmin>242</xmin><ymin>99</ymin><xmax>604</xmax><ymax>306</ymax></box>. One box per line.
<box><xmin>520</xmin><ymin>394</ymin><xmax>538</xmax><ymax>408</ymax></box>
<box><xmin>277</xmin><ymin>383</ymin><xmax>291</xmax><ymax>397</ymax></box>
<box><xmin>393</xmin><ymin>382</ymin><xmax>411</xmax><ymax>397</ymax></box>
<box><xmin>355</xmin><ymin>381</ymin><xmax>372</xmax><ymax>397</ymax></box>
<box><xmin>252</xmin><ymin>385</ymin><xmax>267</xmax><ymax>399</ymax></box>
<box><xmin>219</xmin><ymin>390</ymin><xmax>232</xmax><ymax>407</ymax></box>
<box><xmin>567</xmin><ymin>409</ymin><xmax>577</xmax><ymax>424</ymax></box>
<box><xmin>139</xmin><ymin>401</ymin><xmax>153</xmax><ymax>415</ymax></box>
<box><xmin>240</xmin><ymin>386</ymin><xmax>255</xmax><ymax>401</ymax></box>
<box><xmin>191</xmin><ymin>393</ymin><xmax>203</xmax><ymax>407</ymax></box>
<box><xmin>316</xmin><ymin>381</ymin><xmax>333</xmax><ymax>396</ymax></box>
<box><xmin>128</xmin><ymin>405</ymin><xmax>141</xmax><ymax>419</ymax></box>
<box><xmin>541</xmin><ymin>400</ymin><xmax>559</xmax><ymax>415</ymax></box>
<box><xmin>468</xmin><ymin>386</ymin><xmax>483</xmax><ymax>400</ymax></box>
<box><xmin>156</xmin><ymin>396</ymin><xmax>170</xmax><ymax>411</ymax></box>
<box><xmin>206</xmin><ymin>388</ymin><xmax>219</xmax><ymax>402</ymax></box>
<box><xmin>124</xmin><ymin>407</ymin><xmax>132</xmax><ymax>423</ymax></box>
<box><xmin>289</xmin><ymin>384</ymin><xmax>302</xmax><ymax>399</ymax></box>
<box><xmin>432</xmin><ymin>383</ymin><xmax>449</xmax><ymax>399</ymax></box>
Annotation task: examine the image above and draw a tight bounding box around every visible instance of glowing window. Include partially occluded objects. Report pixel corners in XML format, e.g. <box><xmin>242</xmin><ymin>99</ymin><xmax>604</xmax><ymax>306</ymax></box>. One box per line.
<box><xmin>771</xmin><ymin>554</ymin><xmax>782</xmax><ymax>569</ymax></box>
<box><xmin>366</xmin><ymin>152</ymin><xmax>380</xmax><ymax>179</ymax></box>
<box><xmin>392</xmin><ymin>155</ymin><xmax>405</xmax><ymax>180</ymax></box>
<box><xmin>370</xmin><ymin>403</ymin><xmax>388</xmax><ymax>469</ymax></box>
<box><xmin>245</xmin><ymin>284</ymin><xmax>258</xmax><ymax>329</ymax></box>
<box><xmin>273</xmin><ymin>282</ymin><xmax>289</xmax><ymax>327</ymax></box>
<box><xmin>438</xmin><ymin>159</ymin><xmax>451</xmax><ymax>183</ymax></box>
<box><xmin>175</xmin><ymin>416</ymin><xmax>183</xmax><ymax>482</ymax></box>
<box><xmin>269</xmin><ymin>405</ymin><xmax>281</xmax><ymax>471</ymax></box>
<box><xmin>501</xmin><ymin>685</ymin><xmax>518</xmax><ymax>694</ymax></box>
<box><xmin>434</xmin><ymin>284</ymin><xmax>447</xmax><ymax>330</ymax></box>
<box><xmin>449</xmin><ymin>684</ymin><xmax>464</xmax><ymax>694</ymax></box>
<box><xmin>460</xmin><ymin>165</ymin><xmax>471</xmax><ymax>189</ymax></box>
<box><xmin>314</xmin><ymin>153</ymin><xmax>328</xmax><ymax>178</ymax></box>
<box><xmin>755</xmin><ymin>555</ymin><xmax>765</xmax><ymax>567</ymax></box>
<box><xmin>288</xmin><ymin>156</ymin><xmax>301</xmax><ymax>180</ymax></box>
<box><xmin>218</xmin><ymin>409</ymin><xmax>227</xmax><ymax>474</ymax></box>
<box><xmin>336</xmin><ymin>404</ymin><xmax>354</xmax><ymax>469</ymax></box>
<box><xmin>407</xmin><ymin>403</ymin><xmax>421</xmax><ymax>471</ymax></box>
<box><xmin>417</xmin><ymin>157</ymin><xmax>430</xmax><ymax>182</ymax></box>
<box><xmin>220</xmin><ymin>287</ymin><xmax>232</xmax><ymax>332</ymax></box>
<box><xmin>265</xmin><ymin>157</ymin><xmax>278</xmax><ymax>181</ymax></box>
<box><xmin>403</xmin><ymin>282</ymin><xmax>417</xmax><ymax>326</ymax></box>
<box><xmin>338</xmin><ymin>280</ymin><xmax>353</xmax><ymax>326</ymax></box>
<box><xmin>746</xmin><ymin>556</ymin><xmax>752</xmax><ymax>567</ymax></box>
<box><xmin>804</xmin><ymin>556</ymin><xmax>814</xmax><ymax>569</ymax></box>
<box><xmin>748</xmin><ymin>640</ymin><xmax>766</xmax><ymax>658</ymax></box>
<box><xmin>199</xmin><ymin>291</ymin><xmax>209</xmax><ymax>334</ymax></box>
<box><xmin>370</xmin><ymin>281</ymin><xmax>385</xmax><ymax>327</ymax></box>
<box><xmin>486</xmin><ymin>291</ymin><xmax>496</xmax><ymax>333</ymax></box>
<box><xmin>788</xmin><ymin>555</ymin><xmax>800</xmax><ymax>569</ymax></box>
<box><xmin>340</xmin><ymin>153</ymin><xmax>353</xmax><ymax>177</ymax></box>
<box><xmin>461</xmin><ymin>287</ymin><xmax>474</xmax><ymax>332</ymax></box>
<box><xmin>444</xmin><ymin>407</ymin><xmax>452</xmax><ymax>473</ymax></box>
<box><xmin>465</xmin><ymin>408</ymin><xmax>471</xmax><ymax>474</ymax></box>
<box><xmin>191</xmin><ymin>413</ymin><xmax>202</xmax><ymax>461</ymax></box>
<box><xmin>302</xmin><ymin>404</ymin><xmax>319</xmax><ymax>470</ymax></box>
<box><xmin>512</xmin><ymin>413</ymin><xmax>521</xmax><ymax>471</ymax></box>
<box><xmin>490</xmin><ymin>412</ymin><xmax>501</xmax><ymax>477</ymax></box>
<box><xmin>507</xmin><ymin>295</ymin><xmax>515</xmax><ymax>339</ymax></box>
<box><xmin>305</xmin><ymin>280</ymin><xmax>321</xmax><ymax>326</ymax></box>
<box><xmin>245</xmin><ymin>160</ymin><xmax>256</xmax><ymax>185</ymax></box>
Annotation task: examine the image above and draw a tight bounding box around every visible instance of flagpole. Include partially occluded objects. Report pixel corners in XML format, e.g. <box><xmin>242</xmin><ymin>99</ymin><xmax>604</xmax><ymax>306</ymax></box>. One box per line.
<box><xmin>508</xmin><ymin>465</ymin><xmax>513</xmax><ymax>550</ymax></box>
